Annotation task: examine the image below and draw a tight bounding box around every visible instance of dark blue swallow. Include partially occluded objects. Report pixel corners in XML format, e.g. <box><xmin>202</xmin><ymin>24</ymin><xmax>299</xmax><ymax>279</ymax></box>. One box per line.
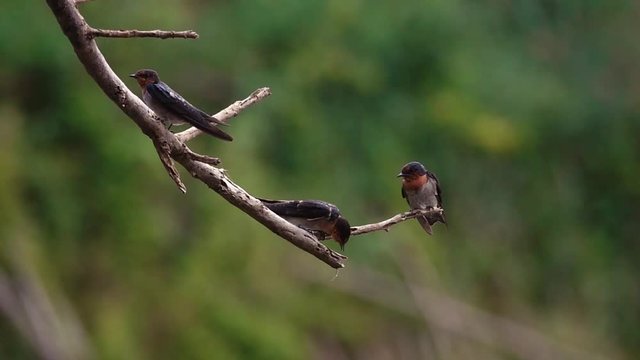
<box><xmin>260</xmin><ymin>198</ymin><xmax>352</xmax><ymax>249</ymax></box>
<box><xmin>398</xmin><ymin>161</ymin><xmax>447</xmax><ymax>235</ymax></box>
<box><xmin>129</xmin><ymin>69</ymin><xmax>232</xmax><ymax>141</ymax></box>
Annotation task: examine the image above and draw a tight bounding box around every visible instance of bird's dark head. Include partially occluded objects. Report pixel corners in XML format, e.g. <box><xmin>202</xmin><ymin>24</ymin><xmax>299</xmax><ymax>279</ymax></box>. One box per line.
<box><xmin>129</xmin><ymin>69</ymin><xmax>159</xmax><ymax>87</ymax></box>
<box><xmin>332</xmin><ymin>217</ymin><xmax>352</xmax><ymax>250</ymax></box>
<box><xmin>397</xmin><ymin>161</ymin><xmax>428</xmax><ymax>189</ymax></box>
<box><xmin>397</xmin><ymin>161</ymin><xmax>427</xmax><ymax>179</ymax></box>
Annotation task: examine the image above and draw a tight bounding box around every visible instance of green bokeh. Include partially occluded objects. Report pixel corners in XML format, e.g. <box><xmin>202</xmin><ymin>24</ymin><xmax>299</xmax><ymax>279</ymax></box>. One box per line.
<box><xmin>0</xmin><ymin>0</ymin><xmax>638</xmax><ymax>359</ymax></box>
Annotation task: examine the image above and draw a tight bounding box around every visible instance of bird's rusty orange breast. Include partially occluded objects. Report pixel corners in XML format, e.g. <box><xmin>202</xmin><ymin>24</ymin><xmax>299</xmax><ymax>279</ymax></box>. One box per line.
<box><xmin>135</xmin><ymin>77</ymin><xmax>154</xmax><ymax>88</ymax></box>
<box><xmin>403</xmin><ymin>174</ymin><xmax>428</xmax><ymax>190</ymax></box>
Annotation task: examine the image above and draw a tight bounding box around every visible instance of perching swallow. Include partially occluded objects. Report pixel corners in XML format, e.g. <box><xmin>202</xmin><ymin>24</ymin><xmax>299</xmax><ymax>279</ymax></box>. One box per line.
<box><xmin>398</xmin><ymin>161</ymin><xmax>447</xmax><ymax>235</ymax></box>
<box><xmin>260</xmin><ymin>199</ymin><xmax>351</xmax><ymax>249</ymax></box>
<box><xmin>129</xmin><ymin>69</ymin><xmax>233</xmax><ymax>141</ymax></box>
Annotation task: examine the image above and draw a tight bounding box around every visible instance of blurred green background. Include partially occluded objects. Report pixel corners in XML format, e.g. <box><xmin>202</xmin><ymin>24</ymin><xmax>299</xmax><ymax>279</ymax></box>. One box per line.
<box><xmin>1</xmin><ymin>0</ymin><xmax>639</xmax><ymax>359</ymax></box>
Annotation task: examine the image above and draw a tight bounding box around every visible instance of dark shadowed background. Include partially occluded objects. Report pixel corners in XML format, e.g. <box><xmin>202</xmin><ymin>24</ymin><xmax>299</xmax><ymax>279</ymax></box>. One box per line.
<box><xmin>1</xmin><ymin>0</ymin><xmax>639</xmax><ymax>359</ymax></box>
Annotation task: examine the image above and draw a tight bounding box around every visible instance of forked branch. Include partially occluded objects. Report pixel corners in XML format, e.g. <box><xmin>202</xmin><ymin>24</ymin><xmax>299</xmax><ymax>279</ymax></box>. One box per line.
<box><xmin>45</xmin><ymin>0</ymin><xmax>347</xmax><ymax>268</ymax></box>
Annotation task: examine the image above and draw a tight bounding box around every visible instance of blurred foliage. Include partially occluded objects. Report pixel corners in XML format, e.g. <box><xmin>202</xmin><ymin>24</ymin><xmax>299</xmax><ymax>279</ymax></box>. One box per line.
<box><xmin>0</xmin><ymin>0</ymin><xmax>639</xmax><ymax>359</ymax></box>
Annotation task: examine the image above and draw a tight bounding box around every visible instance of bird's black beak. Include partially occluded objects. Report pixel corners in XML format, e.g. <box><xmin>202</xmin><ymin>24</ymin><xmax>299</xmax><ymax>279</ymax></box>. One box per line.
<box><xmin>397</xmin><ymin>173</ymin><xmax>406</xmax><ymax>178</ymax></box>
<box><xmin>128</xmin><ymin>74</ymin><xmax>137</xmax><ymax>78</ymax></box>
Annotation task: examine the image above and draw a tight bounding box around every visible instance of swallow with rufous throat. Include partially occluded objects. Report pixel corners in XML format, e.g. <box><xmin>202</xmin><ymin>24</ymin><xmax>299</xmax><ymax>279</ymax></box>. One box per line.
<box><xmin>129</xmin><ymin>69</ymin><xmax>233</xmax><ymax>141</ymax></box>
<box><xmin>397</xmin><ymin>161</ymin><xmax>447</xmax><ymax>235</ymax></box>
<box><xmin>260</xmin><ymin>199</ymin><xmax>352</xmax><ymax>249</ymax></box>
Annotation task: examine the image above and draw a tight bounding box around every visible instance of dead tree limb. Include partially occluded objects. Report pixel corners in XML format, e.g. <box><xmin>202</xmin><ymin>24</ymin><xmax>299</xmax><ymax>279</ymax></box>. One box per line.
<box><xmin>45</xmin><ymin>0</ymin><xmax>347</xmax><ymax>268</ymax></box>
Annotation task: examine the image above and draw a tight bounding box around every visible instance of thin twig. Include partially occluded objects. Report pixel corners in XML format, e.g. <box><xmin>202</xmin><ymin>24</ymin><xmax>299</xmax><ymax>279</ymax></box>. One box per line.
<box><xmin>175</xmin><ymin>87</ymin><xmax>272</xmax><ymax>143</ymax></box>
<box><xmin>89</xmin><ymin>28</ymin><xmax>199</xmax><ymax>39</ymax></box>
<box><xmin>350</xmin><ymin>208</ymin><xmax>444</xmax><ymax>236</ymax></box>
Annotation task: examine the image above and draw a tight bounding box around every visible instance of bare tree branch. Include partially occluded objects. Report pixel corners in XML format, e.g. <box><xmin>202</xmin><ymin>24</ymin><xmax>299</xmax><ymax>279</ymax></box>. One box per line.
<box><xmin>175</xmin><ymin>87</ymin><xmax>272</xmax><ymax>143</ymax></box>
<box><xmin>89</xmin><ymin>28</ymin><xmax>199</xmax><ymax>39</ymax></box>
<box><xmin>45</xmin><ymin>0</ymin><xmax>347</xmax><ymax>268</ymax></box>
<box><xmin>350</xmin><ymin>208</ymin><xmax>444</xmax><ymax>236</ymax></box>
<box><xmin>394</xmin><ymin>247</ymin><xmax>598</xmax><ymax>360</ymax></box>
<box><xmin>0</xmin><ymin>260</ymin><xmax>92</xmax><ymax>360</ymax></box>
<box><xmin>293</xmin><ymin>264</ymin><xmax>605</xmax><ymax>360</ymax></box>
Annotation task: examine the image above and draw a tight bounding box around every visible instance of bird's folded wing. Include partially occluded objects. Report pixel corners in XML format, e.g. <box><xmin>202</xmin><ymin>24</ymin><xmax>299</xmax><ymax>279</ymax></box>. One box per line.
<box><xmin>147</xmin><ymin>83</ymin><xmax>232</xmax><ymax>141</ymax></box>
<box><xmin>426</xmin><ymin>170</ymin><xmax>444</xmax><ymax>209</ymax></box>
<box><xmin>259</xmin><ymin>199</ymin><xmax>337</xmax><ymax>220</ymax></box>
<box><xmin>147</xmin><ymin>83</ymin><xmax>208</xmax><ymax>121</ymax></box>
